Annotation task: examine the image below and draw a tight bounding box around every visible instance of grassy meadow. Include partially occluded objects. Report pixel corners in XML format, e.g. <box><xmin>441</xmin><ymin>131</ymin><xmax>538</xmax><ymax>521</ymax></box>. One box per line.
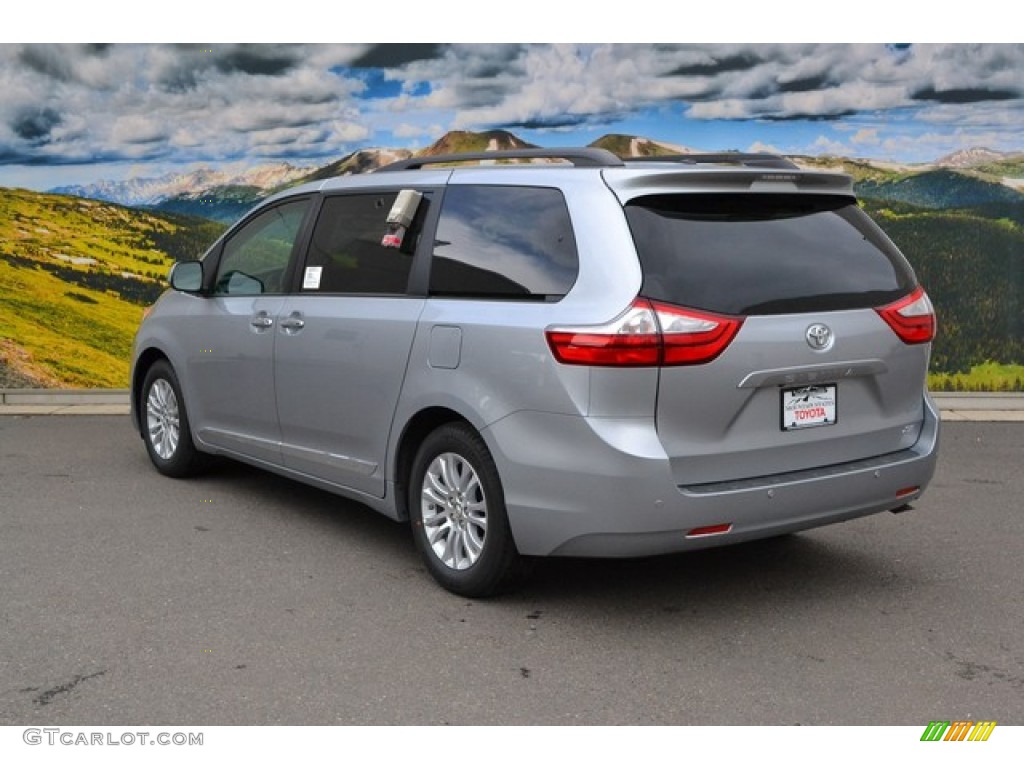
<box><xmin>0</xmin><ymin>188</ymin><xmax>222</xmax><ymax>387</ymax></box>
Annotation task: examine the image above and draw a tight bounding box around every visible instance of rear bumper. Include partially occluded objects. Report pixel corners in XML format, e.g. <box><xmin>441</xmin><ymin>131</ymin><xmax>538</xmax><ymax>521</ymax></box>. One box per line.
<box><xmin>484</xmin><ymin>395</ymin><xmax>940</xmax><ymax>557</ymax></box>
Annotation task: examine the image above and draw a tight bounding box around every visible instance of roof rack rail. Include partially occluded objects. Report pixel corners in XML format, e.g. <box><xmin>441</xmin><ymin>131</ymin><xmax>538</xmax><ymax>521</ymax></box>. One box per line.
<box><xmin>377</xmin><ymin>147</ymin><xmax>625</xmax><ymax>172</ymax></box>
<box><xmin>624</xmin><ymin>153</ymin><xmax>799</xmax><ymax>170</ymax></box>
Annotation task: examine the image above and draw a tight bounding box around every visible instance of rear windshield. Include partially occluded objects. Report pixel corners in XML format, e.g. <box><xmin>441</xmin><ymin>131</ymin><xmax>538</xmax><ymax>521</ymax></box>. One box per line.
<box><xmin>624</xmin><ymin>194</ymin><xmax>916</xmax><ymax>315</ymax></box>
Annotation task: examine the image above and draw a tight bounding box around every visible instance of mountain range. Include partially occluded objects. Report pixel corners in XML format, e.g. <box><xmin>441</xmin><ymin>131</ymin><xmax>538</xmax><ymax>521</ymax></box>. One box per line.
<box><xmin>39</xmin><ymin>131</ymin><xmax>689</xmax><ymax>219</ymax></box>
<box><xmin>49</xmin><ymin>131</ymin><xmax>1024</xmax><ymax>223</ymax></box>
<box><xmin>52</xmin><ymin>162</ymin><xmax>314</xmax><ymax>208</ymax></box>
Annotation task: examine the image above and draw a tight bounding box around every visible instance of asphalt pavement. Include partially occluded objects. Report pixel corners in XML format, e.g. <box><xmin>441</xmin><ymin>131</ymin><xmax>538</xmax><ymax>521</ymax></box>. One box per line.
<box><xmin>0</xmin><ymin>414</ymin><xmax>1021</xmax><ymax>725</ymax></box>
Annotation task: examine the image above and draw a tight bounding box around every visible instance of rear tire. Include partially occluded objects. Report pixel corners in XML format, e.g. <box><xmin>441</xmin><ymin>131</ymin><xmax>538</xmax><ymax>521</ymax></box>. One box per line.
<box><xmin>409</xmin><ymin>423</ymin><xmax>524</xmax><ymax>597</ymax></box>
<box><xmin>140</xmin><ymin>360</ymin><xmax>206</xmax><ymax>478</ymax></box>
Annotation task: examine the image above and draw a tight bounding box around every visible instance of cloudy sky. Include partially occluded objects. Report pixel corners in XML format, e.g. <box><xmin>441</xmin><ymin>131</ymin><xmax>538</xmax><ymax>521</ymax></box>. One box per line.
<box><xmin>1</xmin><ymin>43</ymin><xmax>1022</xmax><ymax>189</ymax></box>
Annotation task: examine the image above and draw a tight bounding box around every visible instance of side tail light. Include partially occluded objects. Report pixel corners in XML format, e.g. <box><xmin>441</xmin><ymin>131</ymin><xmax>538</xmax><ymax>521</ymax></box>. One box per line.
<box><xmin>876</xmin><ymin>287</ymin><xmax>936</xmax><ymax>344</ymax></box>
<box><xmin>545</xmin><ymin>299</ymin><xmax>743</xmax><ymax>367</ymax></box>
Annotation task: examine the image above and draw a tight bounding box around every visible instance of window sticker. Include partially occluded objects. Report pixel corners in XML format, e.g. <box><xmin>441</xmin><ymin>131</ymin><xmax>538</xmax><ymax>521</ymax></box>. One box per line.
<box><xmin>302</xmin><ymin>265</ymin><xmax>323</xmax><ymax>290</ymax></box>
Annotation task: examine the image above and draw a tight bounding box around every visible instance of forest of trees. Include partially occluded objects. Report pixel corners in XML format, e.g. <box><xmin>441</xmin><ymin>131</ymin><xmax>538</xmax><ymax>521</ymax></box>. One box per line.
<box><xmin>862</xmin><ymin>201</ymin><xmax>1023</xmax><ymax>374</ymax></box>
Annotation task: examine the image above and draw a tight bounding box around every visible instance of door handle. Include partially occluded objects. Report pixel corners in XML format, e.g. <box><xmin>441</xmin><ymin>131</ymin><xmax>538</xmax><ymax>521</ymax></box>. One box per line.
<box><xmin>250</xmin><ymin>314</ymin><xmax>274</xmax><ymax>329</ymax></box>
<box><xmin>280</xmin><ymin>314</ymin><xmax>305</xmax><ymax>332</ymax></box>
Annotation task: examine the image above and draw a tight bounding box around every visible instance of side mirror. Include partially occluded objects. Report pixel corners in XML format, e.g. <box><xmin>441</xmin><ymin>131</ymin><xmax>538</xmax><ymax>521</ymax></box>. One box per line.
<box><xmin>169</xmin><ymin>261</ymin><xmax>204</xmax><ymax>293</ymax></box>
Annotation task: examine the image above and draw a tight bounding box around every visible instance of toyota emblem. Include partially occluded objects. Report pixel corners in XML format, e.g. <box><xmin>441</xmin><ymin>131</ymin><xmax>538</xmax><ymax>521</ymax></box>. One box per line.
<box><xmin>806</xmin><ymin>323</ymin><xmax>833</xmax><ymax>351</ymax></box>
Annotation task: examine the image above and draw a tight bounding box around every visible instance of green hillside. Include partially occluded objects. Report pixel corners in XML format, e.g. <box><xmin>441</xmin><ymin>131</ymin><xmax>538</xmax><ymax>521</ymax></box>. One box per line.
<box><xmin>790</xmin><ymin>155</ymin><xmax>906</xmax><ymax>183</ymax></box>
<box><xmin>974</xmin><ymin>154</ymin><xmax>1024</xmax><ymax>177</ymax></box>
<box><xmin>153</xmin><ymin>185</ymin><xmax>263</xmax><ymax>223</ymax></box>
<box><xmin>863</xmin><ymin>200</ymin><xmax>1024</xmax><ymax>374</ymax></box>
<box><xmin>858</xmin><ymin>169</ymin><xmax>1024</xmax><ymax>209</ymax></box>
<box><xmin>0</xmin><ymin>188</ymin><xmax>223</xmax><ymax>387</ymax></box>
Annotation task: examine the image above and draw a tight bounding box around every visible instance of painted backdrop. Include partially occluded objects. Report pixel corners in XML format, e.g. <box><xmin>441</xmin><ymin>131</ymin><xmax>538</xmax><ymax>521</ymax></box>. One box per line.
<box><xmin>0</xmin><ymin>43</ymin><xmax>1021</xmax><ymax>388</ymax></box>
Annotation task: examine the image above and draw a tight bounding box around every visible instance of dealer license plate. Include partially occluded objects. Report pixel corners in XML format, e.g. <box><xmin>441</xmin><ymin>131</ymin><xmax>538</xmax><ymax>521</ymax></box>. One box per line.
<box><xmin>781</xmin><ymin>384</ymin><xmax>837</xmax><ymax>431</ymax></box>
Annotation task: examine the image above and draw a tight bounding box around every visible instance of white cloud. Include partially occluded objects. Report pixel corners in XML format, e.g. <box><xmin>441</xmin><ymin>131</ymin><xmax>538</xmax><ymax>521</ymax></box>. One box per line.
<box><xmin>1</xmin><ymin>43</ymin><xmax>1022</xmax><ymax>177</ymax></box>
<box><xmin>0</xmin><ymin>44</ymin><xmax>372</xmax><ymax>167</ymax></box>
<box><xmin>688</xmin><ymin>100</ymin><xmax>755</xmax><ymax>120</ymax></box>
<box><xmin>393</xmin><ymin>122</ymin><xmax>444</xmax><ymax>139</ymax></box>
<box><xmin>330</xmin><ymin>121</ymin><xmax>371</xmax><ymax>143</ymax></box>
<box><xmin>812</xmin><ymin>136</ymin><xmax>851</xmax><ymax>156</ymax></box>
<box><xmin>111</xmin><ymin>115</ymin><xmax>167</xmax><ymax>145</ymax></box>
<box><xmin>851</xmin><ymin>128</ymin><xmax>880</xmax><ymax>146</ymax></box>
<box><xmin>916</xmin><ymin>102</ymin><xmax>1024</xmax><ymax>127</ymax></box>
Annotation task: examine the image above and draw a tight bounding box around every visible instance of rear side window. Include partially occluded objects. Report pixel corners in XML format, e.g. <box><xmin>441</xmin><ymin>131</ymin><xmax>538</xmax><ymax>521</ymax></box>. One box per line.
<box><xmin>430</xmin><ymin>185</ymin><xmax>578</xmax><ymax>300</ymax></box>
<box><xmin>303</xmin><ymin>192</ymin><xmax>423</xmax><ymax>295</ymax></box>
<box><xmin>624</xmin><ymin>194</ymin><xmax>916</xmax><ymax>315</ymax></box>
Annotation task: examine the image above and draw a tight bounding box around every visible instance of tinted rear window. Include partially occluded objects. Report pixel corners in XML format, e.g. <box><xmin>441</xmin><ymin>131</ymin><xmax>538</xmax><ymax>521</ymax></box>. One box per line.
<box><xmin>430</xmin><ymin>185</ymin><xmax>578</xmax><ymax>300</ymax></box>
<box><xmin>625</xmin><ymin>194</ymin><xmax>916</xmax><ymax>315</ymax></box>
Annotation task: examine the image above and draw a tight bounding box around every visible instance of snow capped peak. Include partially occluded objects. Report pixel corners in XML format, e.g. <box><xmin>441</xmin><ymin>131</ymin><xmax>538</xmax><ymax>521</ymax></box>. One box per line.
<box><xmin>52</xmin><ymin>162</ymin><xmax>315</xmax><ymax>206</ymax></box>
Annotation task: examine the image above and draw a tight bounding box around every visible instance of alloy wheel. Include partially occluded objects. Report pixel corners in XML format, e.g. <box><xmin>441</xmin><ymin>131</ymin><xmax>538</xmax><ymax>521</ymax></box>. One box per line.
<box><xmin>146</xmin><ymin>378</ymin><xmax>180</xmax><ymax>460</ymax></box>
<box><xmin>420</xmin><ymin>452</ymin><xmax>488</xmax><ymax>570</ymax></box>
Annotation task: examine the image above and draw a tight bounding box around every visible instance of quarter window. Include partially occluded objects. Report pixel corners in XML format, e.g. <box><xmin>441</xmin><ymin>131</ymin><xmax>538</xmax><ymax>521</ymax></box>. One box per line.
<box><xmin>213</xmin><ymin>199</ymin><xmax>310</xmax><ymax>296</ymax></box>
<box><xmin>430</xmin><ymin>185</ymin><xmax>578</xmax><ymax>300</ymax></box>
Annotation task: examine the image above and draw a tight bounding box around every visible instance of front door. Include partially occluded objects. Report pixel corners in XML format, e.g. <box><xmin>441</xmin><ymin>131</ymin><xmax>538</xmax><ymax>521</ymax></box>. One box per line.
<box><xmin>186</xmin><ymin>197</ymin><xmax>311</xmax><ymax>465</ymax></box>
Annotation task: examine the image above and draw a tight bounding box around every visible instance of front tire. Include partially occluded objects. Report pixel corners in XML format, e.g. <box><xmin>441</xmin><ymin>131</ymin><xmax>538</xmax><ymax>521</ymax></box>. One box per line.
<box><xmin>140</xmin><ymin>360</ymin><xmax>205</xmax><ymax>478</ymax></box>
<box><xmin>409</xmin><ymin>423</ymin><xmax>524</xmax><ymax>597</ymax></box>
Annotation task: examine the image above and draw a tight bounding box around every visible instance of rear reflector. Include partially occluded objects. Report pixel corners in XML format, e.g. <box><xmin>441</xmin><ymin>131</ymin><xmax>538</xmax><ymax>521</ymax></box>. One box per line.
<box><xmin>546</xmin><ymin>299</ymin><xmax>743</xmax><ymax>367</ymax></box>
<box><xmin>895</xmin><ymin>486</ymin><xmax>920</xmax><ymax>499</ymax></box>
<box><xmin>876</xmin><ymin>287</ymin><xmax>935</xmax><ymax>344</ymax></box>
<box><xmin>686</xmin><ymin>523</ymin><xmax>733</xmax><ymax>538</ymax></box>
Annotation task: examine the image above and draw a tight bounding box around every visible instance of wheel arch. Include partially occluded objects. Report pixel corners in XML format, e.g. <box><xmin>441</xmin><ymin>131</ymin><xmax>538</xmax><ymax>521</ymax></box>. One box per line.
<box><xmin>392</xmin><ymin>406</ymin><xmax>476</xmax><ymax>522</ymax></box>
<box><xmin>131</xmin><ymin>346</ymin><xmax>171</xmax><ymax>436</ymax></box>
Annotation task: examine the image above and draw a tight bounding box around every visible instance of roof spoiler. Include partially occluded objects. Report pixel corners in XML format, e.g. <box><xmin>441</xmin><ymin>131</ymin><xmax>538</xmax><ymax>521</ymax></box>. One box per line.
<box><xmin>623</xmin><ymin>153</ymin><xmax>800</xmax><ymax>170</ymax></box>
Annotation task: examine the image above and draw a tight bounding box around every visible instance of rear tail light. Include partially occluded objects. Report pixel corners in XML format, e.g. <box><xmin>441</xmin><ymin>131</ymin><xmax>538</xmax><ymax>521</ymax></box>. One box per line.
<box><xmin>654</xmin><ymin>301</ymin><xmax>743</xmax><ymax>365</ymax></box>
<box><xmin>545</xmin><ymin>298</ymin><xmax>743</xmax><ymax>367</ymax></box>
<box><xmin>876</xmin><ymin>287</ymin><xmax>935</xmax><ymax>344</ymax></box>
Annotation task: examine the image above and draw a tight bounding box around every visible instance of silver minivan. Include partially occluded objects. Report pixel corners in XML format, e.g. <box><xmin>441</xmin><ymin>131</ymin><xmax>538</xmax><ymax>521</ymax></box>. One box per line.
<box><xmin>131</xmin><ymin>149</ymin><xmax>940</xmax><ymax>596</ymax></box>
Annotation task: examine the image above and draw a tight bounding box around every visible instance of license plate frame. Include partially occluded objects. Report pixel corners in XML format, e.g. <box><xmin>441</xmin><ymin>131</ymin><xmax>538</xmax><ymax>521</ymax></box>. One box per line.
<box><xmin>781</xmin><ymin>384</ymin><xmax>838</xmax><ymax>431</ymax></box>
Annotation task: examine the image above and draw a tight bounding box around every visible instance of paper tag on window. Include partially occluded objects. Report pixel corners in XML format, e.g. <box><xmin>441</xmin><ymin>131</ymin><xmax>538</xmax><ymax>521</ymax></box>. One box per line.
<box><xmin>302</xmin><ymin>266</ymin><xmax>322</xmax><ymax>290</ymax></box>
